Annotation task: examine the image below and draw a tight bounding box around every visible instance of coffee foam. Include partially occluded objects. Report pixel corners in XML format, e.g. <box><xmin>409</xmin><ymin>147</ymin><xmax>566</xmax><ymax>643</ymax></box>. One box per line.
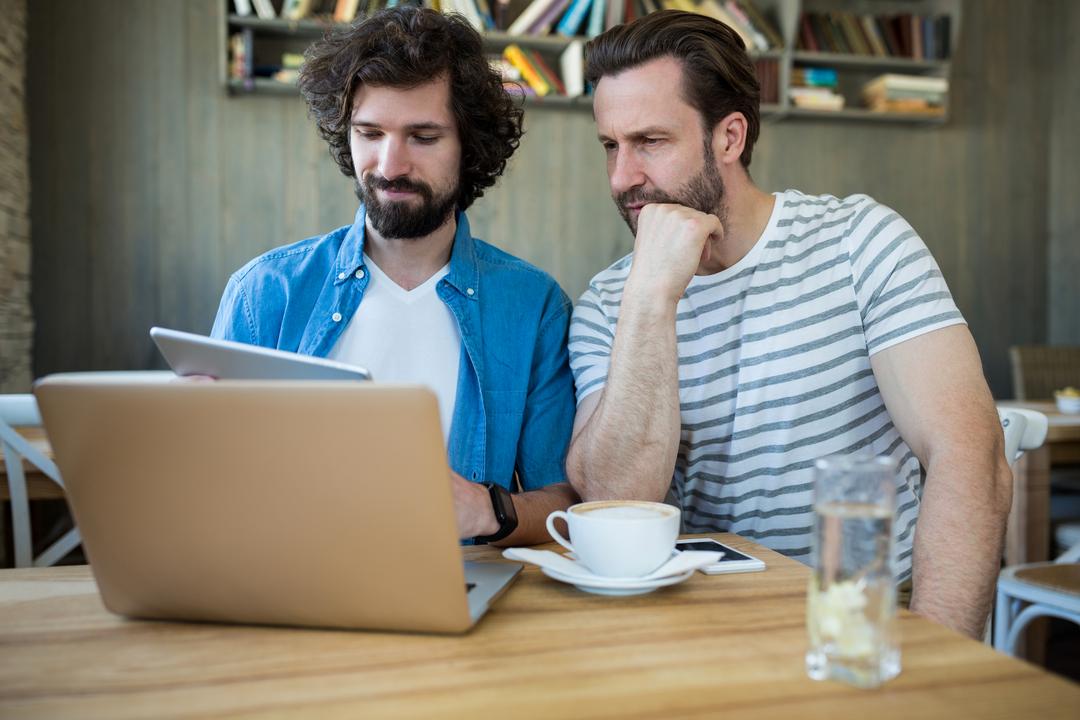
<box><xmin>573</xmin><ymin>501</ymin><xmax>677</xmax><ymax>520</ymax></box>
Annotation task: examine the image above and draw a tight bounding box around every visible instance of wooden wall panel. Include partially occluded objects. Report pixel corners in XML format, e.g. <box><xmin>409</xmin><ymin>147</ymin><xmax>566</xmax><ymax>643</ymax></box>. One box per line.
<box><xmin>27</xmin><ymin>0</ymin><xmax>1076</xmax><ymax>397</ymax></box>
<box><xmin>1048</xmin><ymin>0</ymin><xmax>1080</xmax><ymax>345</ymax></box>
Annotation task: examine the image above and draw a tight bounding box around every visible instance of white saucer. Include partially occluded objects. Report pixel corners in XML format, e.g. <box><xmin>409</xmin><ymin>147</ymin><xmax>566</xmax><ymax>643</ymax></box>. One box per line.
<box><xmin>540</xmin><ymin>566</ymin><xmax>695</xmax><ymax>596</ymax></box>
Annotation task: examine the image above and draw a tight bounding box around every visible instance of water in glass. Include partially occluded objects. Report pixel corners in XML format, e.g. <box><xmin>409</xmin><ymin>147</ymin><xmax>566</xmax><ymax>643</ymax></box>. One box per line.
<box><xmin>806</xmin><ymin>455</ymin><xmax>900</xmax><ymax>688</ymax></box>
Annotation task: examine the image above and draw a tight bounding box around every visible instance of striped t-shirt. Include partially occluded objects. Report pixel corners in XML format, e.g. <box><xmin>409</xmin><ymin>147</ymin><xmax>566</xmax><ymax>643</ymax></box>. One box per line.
<box><xmin>569</xmin><ymin>190</ymin><xmax>965</xmax><ymax>581</ymax></box>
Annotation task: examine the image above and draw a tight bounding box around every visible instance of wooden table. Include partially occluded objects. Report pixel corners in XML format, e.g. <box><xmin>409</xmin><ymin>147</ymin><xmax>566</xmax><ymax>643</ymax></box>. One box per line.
<box><xmin>998</xmin><ymin>400</ymin><xmax>1080</xmax><ymax>565</ymax></box>
<box><xmin>1</xmin><ymin>535</ymin><xmax>1077</xmax><ymax>719</ymax></box>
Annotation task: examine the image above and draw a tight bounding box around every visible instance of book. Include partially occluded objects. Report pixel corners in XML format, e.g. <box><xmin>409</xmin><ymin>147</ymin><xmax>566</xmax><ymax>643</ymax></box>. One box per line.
<box><xmin>724</xmin><ymin>1</ymin><xmax>768</xmax><ymax>51</ymax></box>
<box><xmin>556</xmin><ymin>0</ymin><xmax>592</xmax><ymax>36</ymax></box>
<box><xmin>474</xmin><ymin>0</ymin><xmax>496</xmax><ymax>30</ymax></box>
<box><xmin>333</xmin><ymin>0</ymin><xmax>362</xmax><ymax>22</ymax></box>
<box><xmin>737</xmin><ymin>0</ymin><xmax>783</xmax><ymax>50</ymax></box>
<box><xmin>839</xmin><ymin>12</ymin><xmax>869</xmax><ymax>55</ymax></box>
<box><xmin>586</xmin><ymin>0</ymin><xmax>606</xmax><ymax>37</ymax></box>
<box><xmin>860</xmin><ymin>15</ymin><xmax>888</xmax><ymax>57</ymax></box>
<box><xmin>282</xmin><ymin>0</ymin><xmax>315</xmax><ymax>20</ymax></box>
<box><xmin>229</xmin><ymin>29</ymin><xmax>254</xmax><ymax>80</ymax></box>
<box><xmin>528</xmin><ymin>49</ymin><xmax>567</xmax><ymax>94</ymax></box>
<box><xmin>507</xmin><ymin>0</ymin><xmax>562</xmax><ymax>35</ymax></box>
<box><xmin>233</xmin><ymin>0</ymin><xmax>253</xmax><ymax>16</ymax></box>
<box><xmin>798</xmin><ymin>15</ymin><xmax>817</xmax><ymax>51</ymax></box>
<box><xmin>866</xmin><ymin>97</ymin><xmax>944</xmax><ymax>115</ymax></box>
<box><xmin>452</xmin><ymin>0</ymin><xmax>487</xmax><ymax>32</ymax></box>
<box><xmin>494</xmin><ymin>0</ymin><xmax>512</xmax><ymax>29</ymax></box>
<box><xmin>754</xmin><ymin>58</ymin><xmax>778</xmax><ymax>104</ymax></box>
<box><xmin>878</xmin><ymin>16</ymin><xmax>901</xmax><ymax>56</ymax></box>
<box><xmin>528</xmin><ymin>0</ymin><xmax>573</xmax><ymax>34</ymax></box>
<box><xmin>789</xmin><ymin>86</ymin><xmax>844</xmax><ymax>111</ymax></box>
<box><xmin>503</xmin><ymin>44</ymin><xmax>550</xmax><ymax>95</ymax></box>
<box><xmin>560</xmin><ymin>39</ymin><xmax>585</xmax><ymax>97</ymax></box>
<box><xmin>863</xmin><ymin>73</ymin><xmax>947</xmax><ymax>94</ymax></box>
<box><xmin>252</xmin><ymin>0</ymin><xmax>276</xmax><ymax>19</ymax></box>
<box><xmin>910</xmin><ymin>14</ymin><xmax>923</xmax><ymax>60</ymax></box>
<box><xmin>791</xmin><ymin>67</ymin><xmax>837</xmax><ymax>87</ymax></box>
<box><xmin>695</xmin><ymin>0</ymin><xmax>755</xmax><ymax>50</ymax></box>
<box><xmin>605</xmin><ymin>0</ymin><xmax>625</xmax><ymax>30</ymax></box>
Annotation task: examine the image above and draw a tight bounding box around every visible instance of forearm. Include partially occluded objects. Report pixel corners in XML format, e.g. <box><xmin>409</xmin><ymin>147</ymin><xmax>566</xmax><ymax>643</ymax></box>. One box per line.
<box><xmin>910</xmin><ymin>448</ymin><xmax>1013</xmax><ymax>638</ymax></box>
<box><xmin>567</xmin><ymin>283</ymin><xmax>682</xmax><ymax>501</ymax></box>
<box><xmin>490</xmin><ymin>482</ymin><xmax>579</xmax><ymax>547</ymax></box>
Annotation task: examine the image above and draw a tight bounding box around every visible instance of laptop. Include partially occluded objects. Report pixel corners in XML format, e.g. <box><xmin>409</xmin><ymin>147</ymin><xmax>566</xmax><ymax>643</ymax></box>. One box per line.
<box><xmin>33</xmin><ymin>374</ymin><xmax>521</xmax><ymax>634</ymax></box>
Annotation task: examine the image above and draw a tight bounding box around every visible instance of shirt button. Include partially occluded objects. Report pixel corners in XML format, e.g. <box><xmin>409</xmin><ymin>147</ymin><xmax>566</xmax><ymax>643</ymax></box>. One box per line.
<box><xmin>466</xmin><ymin>287</ymin><xmax>475</xmax><ymax>296</ymax></box>
<box><xmin>331</xmin><ymin>312</ymin><xmax>343</xmax><ymax>322</ymax></box>
<box><xmin>355</xmin><ymin>269</ymin><xmax>365</xmax><ymax>279</ymax></box>
<box><xmin>337</xmin><ymin>272</ymin><xmax>347</xmax><ymax>281</ymax></box>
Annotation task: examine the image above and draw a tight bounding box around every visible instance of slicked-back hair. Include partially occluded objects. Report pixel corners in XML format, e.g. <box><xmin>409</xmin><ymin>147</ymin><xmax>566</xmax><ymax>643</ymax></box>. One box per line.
<box><xmin>585</xmin><ymin>10</ymin><xmax>761</xmax><ymax>168</ymax></box>
<box><xmin>299</xmin><ymin>7</ymin><xmax>524</xmax><ymax>210</ymax></box>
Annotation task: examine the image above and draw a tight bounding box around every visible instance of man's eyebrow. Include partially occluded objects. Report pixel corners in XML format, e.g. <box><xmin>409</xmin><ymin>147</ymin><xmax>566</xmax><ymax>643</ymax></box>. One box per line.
<box><xmin>597</xmin><ymin>126</ymin><xmax>672</xmax><ymax>143</ymax></box>
<box><xmin>350</xmin><ymin>120</ymin><xmax>451</xmax><ymax>132</ymax></box>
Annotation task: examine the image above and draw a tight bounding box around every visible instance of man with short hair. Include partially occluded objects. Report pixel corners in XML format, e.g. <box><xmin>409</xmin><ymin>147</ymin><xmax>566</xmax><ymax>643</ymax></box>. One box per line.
<box><xmin>567</xmin><ymin>10</ymin><xmax>1011</xmax><ymax>637</ymax></box>
<box><xmin>212</xmin><ymin>7</ymin><xmax>577</xmax><ymax>545</ymax></box>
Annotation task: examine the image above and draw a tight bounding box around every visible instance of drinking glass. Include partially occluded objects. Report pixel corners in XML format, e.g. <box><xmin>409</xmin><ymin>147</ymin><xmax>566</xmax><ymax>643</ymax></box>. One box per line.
<box><xmin>806</xmin><ymin>455</ymin><xmax>900</xmax><ymax>688</ymax></box>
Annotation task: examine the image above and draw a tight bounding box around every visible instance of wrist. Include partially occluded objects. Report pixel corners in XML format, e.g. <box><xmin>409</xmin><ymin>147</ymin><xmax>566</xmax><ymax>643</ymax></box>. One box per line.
<box><xmin>471</xmin><ymin>482</ymin><xmax>500</xmax><ymax>537</ymax></box>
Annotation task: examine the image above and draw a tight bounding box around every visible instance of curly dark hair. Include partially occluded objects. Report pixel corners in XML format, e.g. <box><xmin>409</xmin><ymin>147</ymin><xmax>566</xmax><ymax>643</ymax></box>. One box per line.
<box><xmin>298</xmin><ymin>7</ymin><xmax>524</xmax><ymax>211</ymax></box>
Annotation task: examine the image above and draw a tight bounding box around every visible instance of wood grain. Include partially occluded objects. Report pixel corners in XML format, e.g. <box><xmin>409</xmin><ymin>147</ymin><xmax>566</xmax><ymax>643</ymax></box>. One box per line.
<box><xmin>1</xmin><ymin>535</ymin><xmax>1078</xmax><ymax>718</ymax></box>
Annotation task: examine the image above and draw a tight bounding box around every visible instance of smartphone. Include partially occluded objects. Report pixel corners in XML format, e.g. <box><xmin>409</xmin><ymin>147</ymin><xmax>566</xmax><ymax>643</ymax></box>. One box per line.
<box><xmin>675</xmin><ymin>538</ymin><xmax>766</xmax><ymax>575</ymax></box>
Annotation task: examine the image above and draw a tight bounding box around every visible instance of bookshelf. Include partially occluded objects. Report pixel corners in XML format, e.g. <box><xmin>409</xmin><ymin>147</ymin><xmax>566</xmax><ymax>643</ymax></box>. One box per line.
<box><xmin>224</xmin><ymin>0</ymin><xmax>960</xmax><ymax>124</ymax></box>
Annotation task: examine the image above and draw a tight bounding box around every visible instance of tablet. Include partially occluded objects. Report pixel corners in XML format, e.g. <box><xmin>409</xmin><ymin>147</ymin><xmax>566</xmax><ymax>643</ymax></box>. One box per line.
<box><xmin>150</xmin><ymin>327</ymin><xmax>372</xmax><ymax>381</ymax></box>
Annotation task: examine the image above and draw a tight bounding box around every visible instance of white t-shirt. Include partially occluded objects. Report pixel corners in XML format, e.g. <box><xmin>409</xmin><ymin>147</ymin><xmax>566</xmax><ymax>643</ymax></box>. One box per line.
<box><xmin>569</xmin><ymin>190</ymin><xmax>966</xmax><ymax>582</ymax></box>
<box><xmin>328</xmin><ymin>254</ymin><xmax>462</xmax><ymax>440</ymax></box>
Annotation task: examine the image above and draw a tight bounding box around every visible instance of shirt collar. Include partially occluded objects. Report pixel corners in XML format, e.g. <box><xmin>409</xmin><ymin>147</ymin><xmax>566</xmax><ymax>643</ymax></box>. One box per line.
<box><xmin>334</xmin><ymin>205</ymin><xmax>480</xmax><ymax>301</ymax></box>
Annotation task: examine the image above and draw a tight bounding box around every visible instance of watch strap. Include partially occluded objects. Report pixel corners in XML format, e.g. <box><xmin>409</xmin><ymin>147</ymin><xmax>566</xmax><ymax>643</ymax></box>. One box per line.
<box><xmin>474</xmin><ymin>482</ymin><xmax>518</xmax><ymax>544</ymax></box>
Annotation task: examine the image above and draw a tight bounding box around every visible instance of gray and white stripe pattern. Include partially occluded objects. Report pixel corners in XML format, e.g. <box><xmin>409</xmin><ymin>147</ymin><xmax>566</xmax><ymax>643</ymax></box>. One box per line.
<box><xmin>569</xmin><ymin>190</ymin><xmax>965</xmax><ymax>582</ymax></box>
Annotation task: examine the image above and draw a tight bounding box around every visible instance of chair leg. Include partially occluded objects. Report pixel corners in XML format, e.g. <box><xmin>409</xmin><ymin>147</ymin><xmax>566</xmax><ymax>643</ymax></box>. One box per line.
<box><xmin>1005</xmin><ymin>605</ymin><xmax>1080</xmax><ymax>656</ymax></box>
<box><xmin>3</xmin><ymin>440</ymin><xmax>33</xmax><ymax>568</ymax></box>
<box><xmin>994</xmin><ymin>585</ymin><xmax>1014</xmax><ymax>652</ymax></box>
<box><xmin>34</xmin><ymin>528</ymin><xmax>81</xmax><ymax>568</ymax></box>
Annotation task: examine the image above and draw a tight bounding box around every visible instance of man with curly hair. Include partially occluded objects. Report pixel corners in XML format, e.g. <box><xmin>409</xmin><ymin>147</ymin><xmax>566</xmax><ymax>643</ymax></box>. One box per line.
<box><xmin>211</xmin><ymin>7</ymin><xmax>577</xmax><ymax>546</ymax></box>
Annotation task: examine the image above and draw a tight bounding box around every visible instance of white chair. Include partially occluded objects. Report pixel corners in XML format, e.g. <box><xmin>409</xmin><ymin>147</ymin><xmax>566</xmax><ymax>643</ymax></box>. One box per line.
<box><xmin>997</xmin><ymin>407</ymin><xmax>1048</xmax><ymax>468</ymax></box>
<box><xmin>994</xmin><ymin>543</ymin><xmax>1080</xmax><ymax>656</ymax></box>
<box><xmin>0</xmin><ymin>394</ymin><xmax>80</xmax><ymax>567</ymax></box>
<box><xmin>992</xmin><ymin>406</ymin><xmax>1080</xmax><ymax>656</ymax></box>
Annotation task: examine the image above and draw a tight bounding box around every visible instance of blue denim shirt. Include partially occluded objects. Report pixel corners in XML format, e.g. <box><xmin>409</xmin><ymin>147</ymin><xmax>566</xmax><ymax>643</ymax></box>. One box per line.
<box><xmin>210</xmin><ymin>206</ymin><xmax>575</xmax><ymax>493</ymax></box>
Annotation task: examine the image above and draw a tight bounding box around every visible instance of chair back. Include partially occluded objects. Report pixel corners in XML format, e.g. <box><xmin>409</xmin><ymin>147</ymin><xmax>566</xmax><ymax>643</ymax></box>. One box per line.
<box><xmin>997</xmin><ymin>407</ymin><xmax>1048</xmax><ymax>467</ymax></box>
<box><xmin>1008</xmin><ymin>345</ymin><xmax>1080</xmax><ymax>400</ymax></box>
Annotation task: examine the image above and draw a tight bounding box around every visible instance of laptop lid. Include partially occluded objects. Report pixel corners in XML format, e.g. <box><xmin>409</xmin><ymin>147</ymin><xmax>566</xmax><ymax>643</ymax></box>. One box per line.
<box><xmin>34</xmin><ymin>375</ymin><xmax>518</xmax><ymax>634</ymax></box>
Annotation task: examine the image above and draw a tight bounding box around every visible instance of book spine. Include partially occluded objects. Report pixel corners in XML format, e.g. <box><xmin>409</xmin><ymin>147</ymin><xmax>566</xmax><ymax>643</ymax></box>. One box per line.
<box><xmin>586</xmin><ymin>0</ymin><xmax>605</xmax><ymax>36</ymax></box>
<box><xmin>504</xmin><ymin>44</ymin><xmax>550</xmax><ymax>95</ymax></box>
<box><xmin>529</xmin><ymin>0</ymin><xmax>572</xmax><ymax>34</ymax></box>
<box><xmin>507</xmin><ymin>0</ymin><xmax>557</xmax><ymax>35</ymax></box>
<box><xmin>556</xmin><ymin>0</ymin><xmax>592</xmax><ymax>36</ymax></box>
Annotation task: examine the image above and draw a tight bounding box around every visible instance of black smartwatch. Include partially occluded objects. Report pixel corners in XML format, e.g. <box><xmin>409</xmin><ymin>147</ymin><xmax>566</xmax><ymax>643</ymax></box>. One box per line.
<box><xmin>474</xmin><ymin>482</ymin><xmax>518</xmax><ymax>544</ymax></box>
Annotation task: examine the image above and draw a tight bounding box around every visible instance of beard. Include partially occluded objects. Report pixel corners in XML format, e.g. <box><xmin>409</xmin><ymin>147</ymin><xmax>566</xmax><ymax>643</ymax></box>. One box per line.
<box><xmin>355</xmin><ymin>173</ymin><xmax>459</xmax><ymax>240</ymax></box>
<box><xmin>615</xmin><ymin>140</ymin><xmax>727</xmax><ymax>235</ymax></box>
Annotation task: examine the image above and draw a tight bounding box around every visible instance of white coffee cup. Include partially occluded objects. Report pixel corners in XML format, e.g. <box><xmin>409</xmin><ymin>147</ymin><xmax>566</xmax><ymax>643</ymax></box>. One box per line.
<box><xmin>545</xmin><ymin>500</ymin><xmax>680</xmax><ymax>578</ymax></box>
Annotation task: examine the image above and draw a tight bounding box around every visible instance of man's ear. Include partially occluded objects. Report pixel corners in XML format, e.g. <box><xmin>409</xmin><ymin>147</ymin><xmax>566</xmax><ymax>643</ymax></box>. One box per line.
<box><xmin>711</xmin><ymin>111</ymin><xmax>748</xmax><ymax>167</ymax></box>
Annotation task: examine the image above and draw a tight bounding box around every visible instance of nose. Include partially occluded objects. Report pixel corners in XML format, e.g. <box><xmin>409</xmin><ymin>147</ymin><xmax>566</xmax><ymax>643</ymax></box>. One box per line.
<box><xmin>377</xmin><ymin>135</ymin><xmax>411</xmax><ymax>180</ymax></box>
<box><xmin>609</xmin><ymin>149</ymin><xmax>644</xmax><ymax>196</ymax></box>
